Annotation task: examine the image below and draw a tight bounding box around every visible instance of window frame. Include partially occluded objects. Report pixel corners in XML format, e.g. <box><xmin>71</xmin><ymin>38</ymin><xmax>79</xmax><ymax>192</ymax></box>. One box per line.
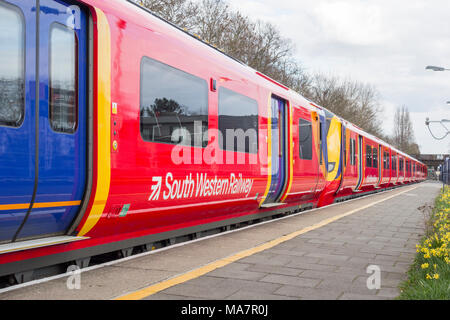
<box><xmin>349</xmin><ymin>138</ymin><xmax>353</xmax><ymax>166</ymax></box>
<box><xmin>352</xmin><ymin>139</ymin><xmax>356</xmax><ymax>166</ymax></box>
<box><xmin>48</xmin><ymin>22</ymin><xmax>79</xmax><ymax>134</ymax></box>
<box><xmin>373</xmin><ymin>147</ymin><xmax>378</xmax><ymax>169</ymax></box>
<box><xmin>366</xmin><ymin>144</ymin><xmax>372</xmax><ymax>168</ymax></box>
<box><xmin>217</xmin><ymin>86</ymin><xmax>259</xmax><ymax>154</ymax></box>
<box><xmin>139</xmin><ymin>55</ymin><xmax>209</xmax><ymax>148</ymax></box>
<box><xmin>0</xmin><ymin>1</ymin><xmax>26</xmax><ymax>128</ymax></box>
<box><xmin>298</xmin><ymin>117</ymin><xmax>313</xmax><ymax>160</ymax></box>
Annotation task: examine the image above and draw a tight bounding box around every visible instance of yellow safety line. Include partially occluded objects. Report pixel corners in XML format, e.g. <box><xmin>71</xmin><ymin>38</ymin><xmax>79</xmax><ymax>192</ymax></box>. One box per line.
<box><xmin>115</xmin><ymin>185</ymin><xmax>418</xmax><ymax>300</ymax></box>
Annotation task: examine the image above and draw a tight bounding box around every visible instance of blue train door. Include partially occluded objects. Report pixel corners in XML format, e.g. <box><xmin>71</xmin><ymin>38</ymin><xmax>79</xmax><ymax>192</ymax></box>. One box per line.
<box><xmin>0</xmin><ymin>0</ymin><xmax>88</xmax><ymax>242</ymax></box>
<box><xmin>262</xmin><ymin>96</ymin><xmax>287</xmax><ymax>206</ymax></box>
<box><xmin>0</xmin><ymin>0</ymin><xmax>37</xmax><ymax>242</ymax></box>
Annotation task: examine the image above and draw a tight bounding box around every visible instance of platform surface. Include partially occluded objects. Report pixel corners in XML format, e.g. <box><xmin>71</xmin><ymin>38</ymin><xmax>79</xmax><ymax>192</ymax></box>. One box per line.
<box><xmin>0</xmin><ymin>182</ymin><xmax>441</xmax><ymax>300</ymax></box>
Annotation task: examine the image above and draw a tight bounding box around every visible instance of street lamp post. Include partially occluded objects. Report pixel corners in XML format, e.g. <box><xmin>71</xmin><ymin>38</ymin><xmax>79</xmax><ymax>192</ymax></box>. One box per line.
<box><xmin>426</xmin><ymin>65</ymin><xmax>450</xmax><ymax>71</ymax></box>
<box><xmin>425</xmin><ymin>118</ymin><xmax>450</xmax><ymax>140</ymax></box>
<box><xmin>425</xmin><ymin>65</ymin><xmax>450</xmax><ymax>140</ymax></box>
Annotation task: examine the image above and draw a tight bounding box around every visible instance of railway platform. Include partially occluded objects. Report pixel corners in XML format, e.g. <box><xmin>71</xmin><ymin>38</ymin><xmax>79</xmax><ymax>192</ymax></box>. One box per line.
<box><xmin>0</xmin><ymin>182</ymin><xmax>441</xmax><ymax>300</ymax></box>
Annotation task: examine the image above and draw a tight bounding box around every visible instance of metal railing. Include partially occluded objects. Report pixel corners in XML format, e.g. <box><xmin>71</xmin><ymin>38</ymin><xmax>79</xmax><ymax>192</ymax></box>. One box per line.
<box><xmin>439</xmin><ymin>157</ymin><xmax>449</xmax><ymax>186</ymax></box>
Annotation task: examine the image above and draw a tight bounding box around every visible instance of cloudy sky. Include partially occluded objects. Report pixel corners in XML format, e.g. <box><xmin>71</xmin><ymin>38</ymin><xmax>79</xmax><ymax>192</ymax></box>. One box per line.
<box><xmin>227</xmin><ymin>0</ymin><xmax>450</xmax><ymax>154</ymax></box>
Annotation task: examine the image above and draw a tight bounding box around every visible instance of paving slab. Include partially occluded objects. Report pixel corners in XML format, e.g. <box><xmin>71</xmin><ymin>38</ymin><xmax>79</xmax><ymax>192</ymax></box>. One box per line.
<box><xmin>0</xmin><ymin>182</ymin><xmax>441</xmax><ymax>300</ymax></box>
<box><xmin>136</xmin><ymin>182</ymin><xmax>439</xmax><ymax>300</ymax></box>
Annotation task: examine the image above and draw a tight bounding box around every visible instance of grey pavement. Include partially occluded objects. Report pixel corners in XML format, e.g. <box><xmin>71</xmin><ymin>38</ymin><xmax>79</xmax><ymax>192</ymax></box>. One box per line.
<box><xmin>144</xmin><ymin>182</ymin><xmax>441</xmax><ymax>300</ymax></box>
<box><xmin>0</xmin><ymin>182</ymin><xmax>441</xmax><ymax>300</ymax></box>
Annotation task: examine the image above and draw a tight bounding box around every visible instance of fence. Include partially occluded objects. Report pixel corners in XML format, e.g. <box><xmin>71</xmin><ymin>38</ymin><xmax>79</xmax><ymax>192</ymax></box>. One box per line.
<box><xmin>439</xmin><ymin>157</ymin><xmax>449</xmax><ymax>185</ymax></box>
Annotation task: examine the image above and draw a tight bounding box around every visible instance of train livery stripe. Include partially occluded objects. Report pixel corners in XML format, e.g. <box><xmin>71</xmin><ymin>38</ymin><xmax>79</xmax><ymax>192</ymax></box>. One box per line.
<box><xmin>259</xmin><ymin>95</ymin><xmax>273</xmax><ymax>206</ymax></box>
<box><xmin>280</xmin><ymin>104</ymin><xmax>293</xmax><ymax>202</ymax></box>
<box><xmin>77</xmin><ymin>8</ymin><xmax>111</xmax><ymax>237</ymax></box>
<box><xmin>0</xmin><ymin>201</ymin><xmax>81</xmax><ymax>211</ymax></box>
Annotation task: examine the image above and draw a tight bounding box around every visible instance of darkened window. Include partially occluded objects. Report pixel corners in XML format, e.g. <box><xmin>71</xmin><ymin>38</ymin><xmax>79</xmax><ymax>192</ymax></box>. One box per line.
<box><xmin>218</xmin><ymin>87</ymin><xmax>258</xmax><ymax>153</ymax></box>
<box><xmin>366</xmin><ymin>145</ymin><xmax>372</xmax><ymax>167</ymax></box>
<box><xmin>349</xmin><ymin>139</ymin><xmax>353</xmax><ymax>166</ymax></box>
<box><xmin>351</xmin><ymin>139</ymin><xmax>356</xmax><ymax>165</ymax></box>
<box><xmin>343</xmin><ymin>130</ymin><xmax>347</xmax><ymax>166</ymax></box>
<box><xmin>49</xmin><ymin>23</ymin><xmax>78</xmax><ymax>133</ymax></box>
<box><xmin>392</xmin><ymin>155</ymin><xmax>397</xmax><ymax>171</ymax></box>
<box><xmin>0</xmin><ymin>2</ymin><xmax>25</xmax><ymax>127</ymax></box>
<box><xmin>299</xmin><ymin>118</ymin><xmax>312</xmax><ymax>160</ymax></box>
<box><xmin>319</xmin><ymin>123</ymin><xmax>323</xmax><ymax>164</ymax></box>
<box><xmin>349</xmin><ymin>138</ymin><xmax>356</xmax><ymax>166</ymax></box>
<box><xmin>373</xmin><ymin>147</ymin><xmax>378</xmax><ymax>168</ymax></box>
<box><xmin>385</xmin><ymin>152</ymin><xmax>390</xmax><ymax>169</ymax></box>
<box><xmin>140</xmin><ymin>56</ymin><xmax>208</xmax><ymax>147</ymax></box>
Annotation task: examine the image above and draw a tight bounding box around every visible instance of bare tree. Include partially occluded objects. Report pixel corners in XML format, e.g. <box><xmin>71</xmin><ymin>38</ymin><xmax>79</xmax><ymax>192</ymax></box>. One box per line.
<box><xmin>393</xmin><ymin>105</ymin><xmax>419</xmax><ymax>155</ymax></box>
<box><xmin>136</xmin><ymin>0</ymin><xmax>199</xmax><ymax>29</ymax></box>
<box><xmin>135</xmin><ymin>0</ymin><xmax>386</xmax><ymax>140</ymax></box>
<box><xmin>303</xmin><ymin>74</ymin><xmax>383</xmax><ymax>137</ymax></box>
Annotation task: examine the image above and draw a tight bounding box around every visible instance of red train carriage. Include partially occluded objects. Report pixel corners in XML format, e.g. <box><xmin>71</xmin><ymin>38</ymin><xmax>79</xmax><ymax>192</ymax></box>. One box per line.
<box><xmin>0</xmin><ymin>0</ymin><xmax>426</xmax><ymax>283</ymax></box>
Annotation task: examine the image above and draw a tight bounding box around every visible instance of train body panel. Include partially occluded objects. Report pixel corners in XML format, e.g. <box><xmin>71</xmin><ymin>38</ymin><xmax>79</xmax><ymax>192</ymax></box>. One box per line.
<box><xmin>0</xmin><ymin>0</ymin><xmax>427</xmax><ymax>276</ymax></box>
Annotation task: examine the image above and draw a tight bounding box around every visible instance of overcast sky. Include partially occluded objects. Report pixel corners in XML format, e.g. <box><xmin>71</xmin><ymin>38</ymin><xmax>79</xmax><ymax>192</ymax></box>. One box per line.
<box><xmin>227</xmin><ymin>0</ymin><xmax>450</xmax><ymax>154</ymax></box>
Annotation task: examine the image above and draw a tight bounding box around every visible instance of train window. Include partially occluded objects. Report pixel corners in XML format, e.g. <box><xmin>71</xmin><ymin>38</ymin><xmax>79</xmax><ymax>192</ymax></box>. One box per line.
<box><xmin>299</xmin><ymin>118</ymin><xmax>312</xmax><ymax>160</ymax></box>
<box><xmin>349</xmin><ymin>138</ymin><xmax>353</xmax><ymax>165</ymax></box>
<box><xmin>140</xmin><ymin>56</ymin><xmax>208</xmax><ymax>147</ymax></box>
<box><xmin>319</xmin><ymin>123</ymin><xmax>323</xmax><ymax>164</ymax></box>
<box><xmin>0</xmin><ymin>2</ymin><xmax>25</xmax><ymax>127</ymax></box>
<box><xmin>349</xmin><ymin>138</ymin><xmax>356</xmax><ymax>166</ymax></box>
<box><xmin>385</xmin><ymin>152</ymin><xmax>390</xmax><ymax>169</ymax></box>
<box><xmin>366</xmin><ymin>145</ymin><xmax>372</xmax><ymax>167</ymax></box>
<box><xmin>373</xmin><ymin>147</ymin><xmax>378</xmax><ymax>168</ymax></box>
<box><xmin>218</xmin><ymin>87</ymin><xmax>258</xmax><ymax>153</ymax></box>
<box><xmin>49</xmin><ymin>23</ymin><xmax>78</xmax><ymax>133</ymax></box>
<box><xmin>342</xmin><ymin>128</ymin><xmax>347</xmax><ymax>166</ymax></box>
<box><xmin>352</xmin><ymin>139</ymin><xmax>356</xmax><ymax>165</ymax></box>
